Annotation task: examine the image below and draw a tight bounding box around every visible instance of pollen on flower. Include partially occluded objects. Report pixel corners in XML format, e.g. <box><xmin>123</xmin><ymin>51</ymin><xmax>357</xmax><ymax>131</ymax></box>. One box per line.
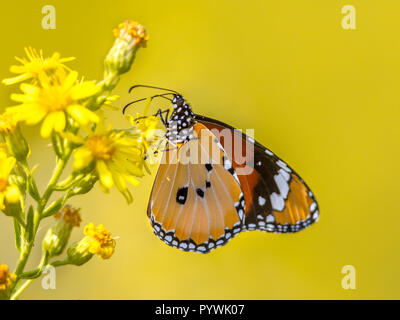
<box><xmin>113</xmin><ymin>20</ymin><xmax>149</xmax><ymax>47</ymax></box>
<box><xmin>0</xmin><ymin>264</ymin><xmax>16</xmax><ymax>291</ymax></box>
<box><xmin>86</xmin><ymin>135</ymin><xmax>116</xmax><ymax>160</ymax></box>
<box><xmin>54</xmin><ymin>205</ymin><xmax>82</xmax><ymax>227</ymax></box>
<box><xmin>84</xmin><ymin>223</ymin><xmax>116</xmax><ymax>259</ymax></box>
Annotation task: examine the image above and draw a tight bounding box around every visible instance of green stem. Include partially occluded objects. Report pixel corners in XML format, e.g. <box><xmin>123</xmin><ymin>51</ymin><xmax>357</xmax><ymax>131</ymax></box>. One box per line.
<box><xmin>10</xmin><ymin>254</ymin><xmax>69</xmax><ymax>300</ymax></box>
<box><xmin>10</xmin><ymin>153</ymin><xmax>71</xmax><ymax>299</ymax></box>
<box><xmin>19</xmin><ymin>252</ymin><xmax>49</xmax><ymax>279</ymax></box>
<box><xmin>54</xmin><ymin>173</ymin><xmax>84</xmax><ymax>191</ymax></box>
<box><xmin>13</xmin><ymin>242</ymin><xmax>33</xmax><ymax>276</ymax></box>
<box><xmin>38</xmin><ymin>155</ymin><xmax>70</xmax><ymax>214</ymax></box>
<box><xmin>51</xmin><ymin>259</ymin><xmax>70</xmax><ymax>268</ymax></box>
<box><xmin>10</xmin><ymin>279</ymin><xmax>33</xmax><ymax>300</ymax></box>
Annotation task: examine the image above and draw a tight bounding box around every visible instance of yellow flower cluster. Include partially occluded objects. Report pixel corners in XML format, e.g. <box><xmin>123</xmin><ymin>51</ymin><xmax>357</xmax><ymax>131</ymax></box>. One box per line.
<box><xmin>0</xmin><ymin>264</ymin><xmax>16</xmax><ymax>291</ymax></box>
<box><xmin>0</xmin><ymin>20</ymin><xmax>150</xmax><ymax>299</ymax></box>
<box><xmin>0</xmin><ymin>32</ymin><xmax>158</xmax><ymax>201</ymax></box>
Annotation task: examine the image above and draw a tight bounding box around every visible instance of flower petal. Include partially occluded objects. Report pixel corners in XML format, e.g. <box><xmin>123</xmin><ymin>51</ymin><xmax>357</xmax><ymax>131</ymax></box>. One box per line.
<box><xmin>53</xmin><ymin>111</ymin><xmax>66</xmax><ymax>132</ymax></box>
<box><xmin>0</xmin><ymin>193</ymin><xmax>5</xmax><ymax>211</ymax></box>
<box><xmin>5</xmin><ymin>185</ymin><xmax>21</xmax><ymax>204</ymax></box>
<box><xmin>63</xmin><ymin>71</ymin><xmax>78</xmax><ymax>90</ymax></box>
<box><xmin>2</xmin><ymin>73</ymin><xmax>31</xmax><ymax>85</ymax></box>
<box><xmin>67</xmin><ymin>104</ymin><xmax>99</xmax><ymax>125</ymax></box>
<box><xmin>20</xmin><ymin>83</ymin><xmax>39</xmax><ymax>96</ymax></box>
<box><xmin>70</xmin><ymin>81</ymin><xmax>100</xmax><ymax>100</ymax></box>
<box><xmin>73</xmin><ymin>147</ymin><xmax>94</xmax><ymax>170</ymax></box>
<box><xmin>40</xmin><ymin>113</ymin><xmax>57</xmax><ymax>138</ymax></box>
<box><xmin>96</xmin><ymin>160</ymin><xmax>114</xmax><ymax>190</ymax></box>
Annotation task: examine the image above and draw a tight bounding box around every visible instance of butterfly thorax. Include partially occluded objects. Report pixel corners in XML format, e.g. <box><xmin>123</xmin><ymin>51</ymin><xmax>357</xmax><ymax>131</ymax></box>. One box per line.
<box><xmin>165</xmin><ymin>95</ymin><xmax>196</xmax><ymax>144</ymax></box>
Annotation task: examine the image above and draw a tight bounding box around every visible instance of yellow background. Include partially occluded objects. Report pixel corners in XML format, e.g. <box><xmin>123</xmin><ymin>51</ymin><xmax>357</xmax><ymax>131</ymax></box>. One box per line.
<box><xmin>0</xmin><ymin>0</ymin><xmax>399</xmax><ymax>299</ymax></box>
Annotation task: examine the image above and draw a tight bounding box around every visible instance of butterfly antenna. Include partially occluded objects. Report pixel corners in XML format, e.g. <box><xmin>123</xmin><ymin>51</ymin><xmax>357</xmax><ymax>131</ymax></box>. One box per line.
<box><xmin>122</xmin><ymin>93</ymin><xmax>174</xmax><ymax>114</ymax></box>
<box><xmin>129</xmin><ymin>84</ymin><xmax>181</xmax><ymax>95</ymax></box>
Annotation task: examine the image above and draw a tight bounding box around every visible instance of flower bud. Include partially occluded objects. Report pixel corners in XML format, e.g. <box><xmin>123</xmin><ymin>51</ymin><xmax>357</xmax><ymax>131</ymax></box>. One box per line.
<box><xmin>66</xmin><ymin>239</ymin><xmax>94</xmax><ymax>266</ymax></box>
<box><xmin>43</xmin><ymin>206</ymin><xmax>82</xmax><ymax>257</ymax></box>
<box><xmin>2</xmin><ymin>185</ymin><xmax>22</xmax><ymax>218</ymax></box>
<box><xmin>104</xmin><ymin>20</ymin><xmax>148</xmax><ymax>79</ymax></box>
<box><xmin>0</xmin><ymin>112</ymin><xmax>30</xmax><ymax>162</ymax></box>
<box><xmin>69</xmin><ymin>173</ymin><xmax>98</xmax><ymax>196</ymax></box>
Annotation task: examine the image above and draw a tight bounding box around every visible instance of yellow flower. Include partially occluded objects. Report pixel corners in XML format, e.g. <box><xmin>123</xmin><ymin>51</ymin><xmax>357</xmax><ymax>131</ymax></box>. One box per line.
<box><xmin>104</xmin><ymin>20</ymin><xmax>148</xmax><ymax>76</ymax></box>
<box><xmin>113</xmin><ymin>20</ymin><xmax>149</xmax><ymax>48</ymax></box>
<box><xmin>0</xmin><ymin>264</ymin><xmax>16</xmax><ymax>291</ymax></box>
<box><xmin>7</xmin><ymin>71</ymin><xmax>100</xmax><ymax>138</ymax></box>
<box><xmin>0</xmin><ymin>152</ymin><xmax>21</xmax><ymax>210</ymax></box>
<box><xmin>2</xmin><ymin>47</ymin><xmax>75</xmax><ymax>85</ymax></box>
<box><xmin>83</xmin><ymin>223</ymin><xmax>116</xmax><ymax>259</ymax></box>
<box><xmin>72</xmin><ymin>126</ymin><xmax>146</xmax><ymax>203</ymax></box>
<box><xmin>67</xmin><ymin>223</ymin><xmax>116</xmax><ymax>265</ymax></box>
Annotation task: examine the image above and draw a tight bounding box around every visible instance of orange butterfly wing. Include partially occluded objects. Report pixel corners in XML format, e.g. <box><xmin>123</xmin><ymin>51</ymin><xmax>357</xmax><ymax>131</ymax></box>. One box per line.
<box><xmin>197</xmin><ymin>115</ymin><xmax>319</xmax><ymax>233</ymax></box>
<box><xmin>148</xmin><ymin>123</ymin><xmax>245</xmax><ymax>253</ymax></box>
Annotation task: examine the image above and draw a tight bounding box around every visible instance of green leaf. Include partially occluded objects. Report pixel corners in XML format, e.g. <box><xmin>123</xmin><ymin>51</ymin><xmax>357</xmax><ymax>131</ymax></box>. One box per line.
<box><xmin>51</xmin><ymin>132</ymin><xmax>65</xmax><ymax>159</ymax></box>
<box><xmin>26</xmin><ymin>206</ymin><xmax>34</xmax><ymax>242</ymax></box>
<box><xmin>42</xmin><ymin>199</ymin><xmax>64</xmax><ymax>218</ymax></box>
<box><xmin>13</xmin><ymin>217</ymin><xmax>22</xmax><ymax>252</ymax></box>
<box><xmin>27</xmin><ymin>177</ymin><xmax>40</xmax><ymax>201</ymax></box>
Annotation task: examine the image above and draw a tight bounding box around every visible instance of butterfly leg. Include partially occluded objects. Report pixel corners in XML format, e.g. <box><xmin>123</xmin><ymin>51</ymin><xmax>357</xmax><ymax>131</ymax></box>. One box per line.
<box><xmin>154</xmin><ymin>108</ymin><xmax>170</xmax><ymax>126</ymax></box>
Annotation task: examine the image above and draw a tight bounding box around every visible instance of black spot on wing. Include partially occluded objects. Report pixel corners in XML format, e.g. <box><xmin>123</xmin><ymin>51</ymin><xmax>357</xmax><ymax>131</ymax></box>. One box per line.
<box><xmin>176</xmin><ymin>186</ymin><xmax>188</xmax><ymax>205</ymax></box>
<box><xmin>196</xmin><ymin>188</ymin><xmax>205</xmax><ymax>198</ymax></box>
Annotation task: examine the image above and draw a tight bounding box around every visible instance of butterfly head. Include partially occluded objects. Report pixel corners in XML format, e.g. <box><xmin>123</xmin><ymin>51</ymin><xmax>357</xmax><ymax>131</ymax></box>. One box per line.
<box><xmin>166</xmin><ymin>94</ymin><xmax>196</xmax><ymax>144</ymax></box>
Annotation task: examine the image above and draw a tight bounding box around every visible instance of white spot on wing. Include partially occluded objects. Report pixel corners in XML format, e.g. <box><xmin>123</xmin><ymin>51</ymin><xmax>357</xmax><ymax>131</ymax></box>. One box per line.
<box><xmin>274</xmin><ymin>174</ymin><xmax>289</xmax><ymax>199</ymax></box>
<box><xmin>265</xmin><ymin>149</ymin><xmax>274</xmax><ymax>156</ymax></box>
<box><xmin>266</xmin><ymin>215</ymin><xmax>275</xmax><ymax>223</ymax></box>
<box><xmin>310</xmin><ymin>202</ymin><xmax>317</xmax><ymax>212</ymax></box>
<box><xmin>279</xmin><ymin>168</ymin><xmax>290</xmax><ymax>182</ymax></box>
<box><xmin>179</xmin><ymin>242</ymin><xmax>188</xmax><ymax>249</ymax></box>
<box><xmin>270</xmin><ymin>192</ymin><xmax>285</xmax><ymax>211</ymax></box>
<box><xmin>276</xmin><ymin>160</ymin><xmax>291</xmax><ymax>173</ymax></box>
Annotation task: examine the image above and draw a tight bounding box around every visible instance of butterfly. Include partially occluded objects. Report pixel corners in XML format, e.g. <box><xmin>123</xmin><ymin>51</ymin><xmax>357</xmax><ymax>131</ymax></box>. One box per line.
<box><xmin>124</xmin><ymin>85</ymin><xmax>319</xmax><ymax>253</ymax></box>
